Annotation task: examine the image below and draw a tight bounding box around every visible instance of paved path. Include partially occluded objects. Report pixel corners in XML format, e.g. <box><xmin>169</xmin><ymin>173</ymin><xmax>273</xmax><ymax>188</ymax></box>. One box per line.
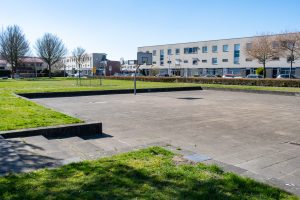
<box><xmin>1</xmin><ymin>90</ymin><xmax>299</xmax><ymax>194</ymax></box>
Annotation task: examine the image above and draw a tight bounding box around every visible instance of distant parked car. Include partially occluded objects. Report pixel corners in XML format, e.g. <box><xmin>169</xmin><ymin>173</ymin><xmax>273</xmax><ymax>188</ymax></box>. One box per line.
<box><xmin>222</xmin><ymin>74</ymin><xmax>235</xmax><ymax>78</ymax></box>
<box><xmin>113</xmin><ymin>73</ymin><xmax>122</xmax><ymax>77</ymax></box>
<box><xmin>203</xmin><ymin>74</ymin><xmax>216</xmax><ymax>78</ymax></box>
<box><xmin>246</xmin><ymin>74</ymin><xmax>263</xmax><ymax>79</ymax></box>
<box><xmin>157</xmin><ymin>73</ymin><xmax>170</xmax><ymax>77</ymax></box>
<box><xmin>74</xmin><ymin>73</ymin><xmax>86</xmax><ymax>78</ymax></box>
<box><xmin>276</xmin><ymin>74</ymin><xmax>298</xmax><ymax>79</ymax></box>
<box><xmin>131</xmin><ymin>73</ymin><xmax>145</xmax><ymax>77</ymax></box>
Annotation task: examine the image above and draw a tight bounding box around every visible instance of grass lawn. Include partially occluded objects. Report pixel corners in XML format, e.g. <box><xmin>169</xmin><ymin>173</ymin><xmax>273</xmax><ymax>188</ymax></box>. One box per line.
<box><xmin>0</xmin><ymin>147</ymin><xmax>297</xmax><ymax>200</ymax></box>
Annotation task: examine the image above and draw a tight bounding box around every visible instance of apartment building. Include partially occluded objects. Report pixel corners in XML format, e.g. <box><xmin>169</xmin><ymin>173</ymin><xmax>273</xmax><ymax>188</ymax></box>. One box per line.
<box><xmin>62</xmin><ymin>53</ymin><xmax>107</xmax><ymax>76</ymax></box>
<box><xmin>138</xmin><ymin>34</ymin><xmax>300</xmax><ymax>78</ymax></box>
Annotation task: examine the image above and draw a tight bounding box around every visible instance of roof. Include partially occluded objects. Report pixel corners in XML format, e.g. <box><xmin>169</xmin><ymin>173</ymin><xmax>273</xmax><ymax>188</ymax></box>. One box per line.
<box><xmin>0</xmin><ymin>57</ymin><xmax>44</xmax><ymax>63</ymax></box>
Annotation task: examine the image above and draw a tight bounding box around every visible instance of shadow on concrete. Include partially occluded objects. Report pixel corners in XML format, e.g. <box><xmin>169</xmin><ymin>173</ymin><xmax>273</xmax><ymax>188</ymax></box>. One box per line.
<box><xmin>80</xmin><ymin>132</ymin><xmax>113</xmax><ymax>140</ymax></box>
<box><xmin>177</xmin><ymin>97</ymin><xmax>203</xmax><ymax>100</ymax></box>
<box><xmin>0</xmin><ymin>138</ymin><xmax>61</xmax><ymax>176</ymax></box>
<box><xmin>45</xmin><ymin>132</ymin><xmax>113</xmax><ymax>140</ymax></box>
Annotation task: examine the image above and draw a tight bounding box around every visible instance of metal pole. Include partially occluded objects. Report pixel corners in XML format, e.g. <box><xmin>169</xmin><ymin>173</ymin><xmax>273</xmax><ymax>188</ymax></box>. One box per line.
<box><xmin>134</xmin><ymin>65</ymin><xmax>139</xmax><ymax>95</ymax></box>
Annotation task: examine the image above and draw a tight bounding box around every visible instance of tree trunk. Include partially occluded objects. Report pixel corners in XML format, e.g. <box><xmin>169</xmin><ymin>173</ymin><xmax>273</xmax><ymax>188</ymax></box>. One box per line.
<box><xmin>289</xmin><ymin>60</ymin><xmax>293</xmax><ymax>79</ymax></box>
<box><xmin>263</xmin><ymin>62</ymin><xmax>266</xmax><ymax>78</ymax></box>
<box><xmin>48</xmin><ymin>65</ymin><xmax>52</xmax><ymax>78</ymax></box>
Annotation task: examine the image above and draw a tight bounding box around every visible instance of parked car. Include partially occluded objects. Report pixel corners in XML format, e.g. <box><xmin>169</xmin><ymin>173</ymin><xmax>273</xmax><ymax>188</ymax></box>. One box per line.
<box><xmin>246</xmin><ymin>74</ymin><xmax>263</xmax><ymax>79</ymax></box>
<box><xmin>276</xmin><ymin>74</ymin><xmax>298</xmax><ymax>79</ymax></box>
<box><xmin>131</xmin><ymin>73</ymin><xmax>145</xmax><ymax>77</ymax></box>
<box><xmin>113</xmin><ymin>73</ymin><xmax>122</xmax><ymax>77</ymax></box>
<box><xmin>222</xmin><ymin>74</ymin><xmax>235</xmax><ymax>78</ymax></box>
<box><xmin>202</xmin><ymin>74</ymin><xmax>216</xmax><ymax>78</ymax></box>
<box><xmin>74</xmin><ymin>73</ymin><xmax>87</xmax><ymax>78</ymax></box>
<box><xmin>157</xmin><ymin>73</ymin><xmax>170</xmax><ymax>77</ymax></box>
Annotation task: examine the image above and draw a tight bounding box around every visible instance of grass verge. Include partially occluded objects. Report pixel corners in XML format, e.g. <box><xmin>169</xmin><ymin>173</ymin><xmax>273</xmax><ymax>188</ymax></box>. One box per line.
<box><xmin>0</xmin><ymin>147</ymin><xmax>297</xmax><ymax>200</ymax></box>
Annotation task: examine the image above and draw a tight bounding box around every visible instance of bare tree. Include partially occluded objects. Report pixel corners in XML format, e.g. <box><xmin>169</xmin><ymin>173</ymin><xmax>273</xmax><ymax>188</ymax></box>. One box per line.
<box><xmin>72</xmin><ymin>47</ymin><xmax>87</xmax><ymax>79</ymax></box>
<box><xmin>276</xmin><ymin>32</ymin><xmax>300</xmax><ymax>78</ymax></box>
<box><xmin>245</xmin><ymin>34</ymin><xmax>278</xmax><ymax>78</ymax></box>
<box><xmin>35</xmin><ymin>33</ymin><xmax>67</xmax><ymax>78</ymax></box>
<box><xmin>0</xmin><ymin>25</ymin><xmax>30</xmax><ymax>78</ymax></box>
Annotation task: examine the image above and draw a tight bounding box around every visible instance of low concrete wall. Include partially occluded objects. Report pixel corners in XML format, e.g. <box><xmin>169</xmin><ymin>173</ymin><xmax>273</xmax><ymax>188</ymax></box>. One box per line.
<box><xmin>18</xmin><ymin>87</ymin><xmax>203</xmax><ymax>99</ymax></box>
<box><xmin>0</xmin><ymin>122</ymin><xmax>102</xmax><ymax>139</ymax></box>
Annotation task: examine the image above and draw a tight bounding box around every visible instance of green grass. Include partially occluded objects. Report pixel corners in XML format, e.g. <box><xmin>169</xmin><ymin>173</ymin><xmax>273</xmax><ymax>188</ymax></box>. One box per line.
<box><xmin>0</xmin><ymin>91</ymin><xmax>82</xmax><ymax>131</ymax></box>
<box><xmin>0</xmin><ymin>147</ymin><xmax>297</xmax><ymax>200</ymax></box>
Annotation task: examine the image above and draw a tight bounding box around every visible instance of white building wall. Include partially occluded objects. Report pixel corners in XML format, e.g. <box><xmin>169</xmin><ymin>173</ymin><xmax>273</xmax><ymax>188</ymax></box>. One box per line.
<box><xmin>138</xmin><ymin>34</ymin><xmax>300</xmax><ymax>77</ymax></box>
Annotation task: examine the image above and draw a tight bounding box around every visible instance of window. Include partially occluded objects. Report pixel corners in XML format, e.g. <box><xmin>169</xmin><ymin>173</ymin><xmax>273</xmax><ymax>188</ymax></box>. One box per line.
<box><xmin>153</xmin><ymin>50</ymin><xmax>157</xmax><ymax>56</ymax></box>
<box><xmin>192</xmin><ymin>59</ymin><xmax>198</xmax><ymax>65</ymax></box>
<box><xmin>212</xmin><ymin>45</ymin><xmax>218</xmax><ymax>53</ymax></box>
<box><xmin>184</xmin><ymin>47</ymin><xmax>198</xmax><ymax>54</ymax></box>
<box><xmin>152</xmin><ymin>61</ymin><xmax>156</xmax><ymax>64</ymax></box>
<box><xmin>160</xmin><ymin>50</ymin><xmax>164</xmax><ymax>66</ymax></box>
<box><xmin>222</xmin><ymin>59</ymin><xmax>228</xmax><ymax>62</ymax></box>
<box><xmin>168</xmin><ymin>49</ymin><xmax>172</xmax><ymax>55</ymax></box>
<box><xmin>202</xmin><ymin>59</ymin><xmax>207</xmax><ymax>63</ymax></box>
<box><xmin>175</xmin><ymin>48</ymin><xmax>180</xmax><ymax>55</ymax></box>
<box><xmin>272</xmin><ymin>57</ymin><xmax>280</xmax><ymax>61</ymax></box>
<box><xmin>202</xmin><ymin>46</ymin><xmax>208</xmax><ymax>53</ymax></box>
<box><xmin>183</xmin><ymin>60</ymin><xmax>188</xmax><ymax>63</ymax></box>
<box><xmin>234</xmin><ymin>44</ymin><xmax>240</xmax><ymax>51</ymax></box>
<box><xmin>245</xmin><ymin>58</ymin><xmax>253</xmax><ymax>62</ymax></box>
<box><xmin>234</xmin><ymin>44</ymin><xmax>240</xmax><ymax>64</ymax></box>
<box><xmin>212</xmin><ymin>58</ymin><xmax>218</xmax><ymax>65</ymax></box>
<box><xmin>223</xmin><ymin>45</ymin><xmax>229</xmax><ymax>52</ymax></box>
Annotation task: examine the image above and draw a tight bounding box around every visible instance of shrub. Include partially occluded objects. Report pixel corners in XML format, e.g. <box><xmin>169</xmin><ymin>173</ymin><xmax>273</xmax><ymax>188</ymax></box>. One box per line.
<box><xmin>256</xmin><ymin>67</ymin><xmax>264</xmax><ymax>75</ymax></box>
<box><xmin>106</xmin><ymin>76</ymin><xmax>300</xmax><ymax>88</ymax></box>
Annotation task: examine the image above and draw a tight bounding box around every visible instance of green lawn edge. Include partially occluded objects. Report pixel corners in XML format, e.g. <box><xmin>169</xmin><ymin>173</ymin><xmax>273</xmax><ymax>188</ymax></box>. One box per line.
<box><xmin>0</xmin><ymin>147</ymin><xmax>298</xmax><ymax>200</ymax></box>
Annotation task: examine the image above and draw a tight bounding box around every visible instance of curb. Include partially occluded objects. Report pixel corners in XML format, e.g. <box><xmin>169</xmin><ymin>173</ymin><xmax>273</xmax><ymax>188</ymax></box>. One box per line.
<box><xmin>202</xmin><ymin>87</ymin><xmax>300</xmax><ymax>96</ymax></box>
<box><xmin>0</xmin><ymin>122</ymin><xmax>102</xmax><ymax>139</ymax></box>
<box><xmin>17</xmin><ymin>87</ymin><xmax>203</xmax><ymax>99</ymax></box>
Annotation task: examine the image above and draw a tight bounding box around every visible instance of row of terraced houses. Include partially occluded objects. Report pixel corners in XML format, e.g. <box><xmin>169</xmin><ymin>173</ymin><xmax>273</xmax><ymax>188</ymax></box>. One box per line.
<box><xmin>138</xmin><ymin>34</ymin><xmax>300</xmax><ymax>78</ymax></box>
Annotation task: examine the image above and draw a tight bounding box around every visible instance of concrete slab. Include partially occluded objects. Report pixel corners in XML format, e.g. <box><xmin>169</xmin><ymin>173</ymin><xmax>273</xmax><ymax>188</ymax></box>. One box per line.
<box><xmin>26</xmin><ymin>90</ymin><xmax>300</xmax><ymax>193</ymax></box>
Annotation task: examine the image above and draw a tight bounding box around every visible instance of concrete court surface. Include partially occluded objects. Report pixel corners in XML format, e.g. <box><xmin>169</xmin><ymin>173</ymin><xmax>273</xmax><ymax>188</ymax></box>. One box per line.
<box><xmin>32</xmin><ymin>90</ymin><xmax>300</xmax><ymax>192</ymax></box>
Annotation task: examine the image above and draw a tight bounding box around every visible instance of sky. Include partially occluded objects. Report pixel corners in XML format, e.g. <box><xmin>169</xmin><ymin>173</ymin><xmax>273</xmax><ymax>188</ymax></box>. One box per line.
<box><xmin>1</xmin><ymin>0</ymin><xmax>300</xmax><ymax>60</ymax></box>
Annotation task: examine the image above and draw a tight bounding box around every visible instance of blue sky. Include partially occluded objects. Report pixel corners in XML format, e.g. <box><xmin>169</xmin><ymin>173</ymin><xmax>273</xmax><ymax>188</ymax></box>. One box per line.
<box><xmin>1</xmin><ymin>0</ymin><xmax>299</xmax><ymax>60</ymax></box>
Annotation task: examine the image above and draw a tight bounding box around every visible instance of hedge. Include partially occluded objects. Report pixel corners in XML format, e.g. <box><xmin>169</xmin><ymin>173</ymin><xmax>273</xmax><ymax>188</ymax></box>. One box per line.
<box><xmin>106</xmin><ymin>76</ymin><xmax>300</xmax><ymax>88</ymax></box>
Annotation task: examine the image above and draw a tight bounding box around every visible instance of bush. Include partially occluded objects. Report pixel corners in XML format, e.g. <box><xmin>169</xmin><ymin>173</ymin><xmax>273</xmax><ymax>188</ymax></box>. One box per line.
<box><xmin>256</xmin><ymin>67</ymin><xmax>264</xmax><ymax>75</ymax></box>
<box><xmin>107</xmin><ymin>76</ymin><xmax>300</xmax><ymax>88</ymax></box>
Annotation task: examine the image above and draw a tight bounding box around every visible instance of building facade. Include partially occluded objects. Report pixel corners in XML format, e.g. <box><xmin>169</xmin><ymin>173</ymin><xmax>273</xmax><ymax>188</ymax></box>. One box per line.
<box><xmin>138</xmin><ymin>34</ymin><xmax>300</xmax><ymax>78</ymax></box>
<box><xmin>62</xmin><ymin>53</ymin><xmax>107</xmax><ymax>76</ymax></box>
<box><xmin>0</xmin><ymin>57</ymin><xmax>47</xmax><ymax>77</ymax></box>
<box><xmin>120</xmin><ymin>60</ymin><xmax>137</xmax><ymax>73</ymax></box>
